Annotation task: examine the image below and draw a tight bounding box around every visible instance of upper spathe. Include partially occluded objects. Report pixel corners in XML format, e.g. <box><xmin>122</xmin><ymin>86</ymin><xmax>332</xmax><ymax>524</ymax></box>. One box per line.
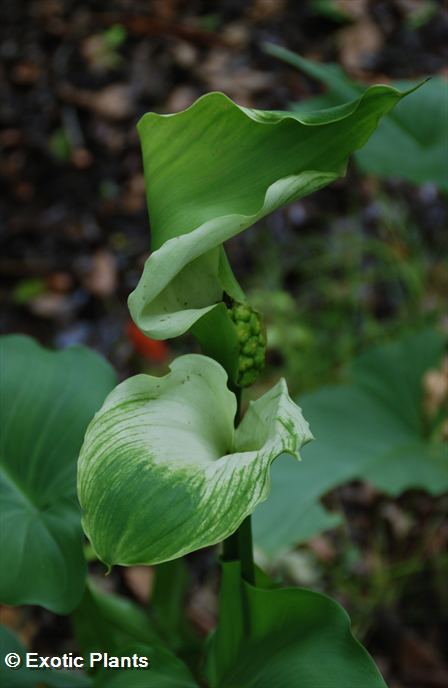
<box><xmin>128</xmin><ymin>87</ymin><xmax>410</xmax><ymax>353</ymax></box>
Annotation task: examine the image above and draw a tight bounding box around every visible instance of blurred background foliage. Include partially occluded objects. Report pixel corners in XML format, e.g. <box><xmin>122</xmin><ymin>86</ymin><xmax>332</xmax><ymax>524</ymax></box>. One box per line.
<box><xmin>1</xmin><ymin>1</ymin><xmax>447</xmax><ymax>686</ymax></box>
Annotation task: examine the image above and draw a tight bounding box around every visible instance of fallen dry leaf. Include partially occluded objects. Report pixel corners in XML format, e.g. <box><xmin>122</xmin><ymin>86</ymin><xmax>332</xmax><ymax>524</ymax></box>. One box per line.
<box><xmin>83</xmin><ymin>249</ymin><xmax>118</xmax><ymax>297</ymax></box>
<box><xmin>308</xmin><ymin>535</ymin><xmax>336</xmax><ymax>563</ymax></box>
<box><xmin>338</xmin><ymin>18</ymin><xmax>383</xmax><ymax>74</ymax></box>
<box><xmin>29</xmin><ymin>293</ymin><xmax>72</xmax><ymax>318</ymax></box>
<box><xmin>0</xmin><ymin>606</ymin><xmax>39</xmax><ymax>647</ymax></box>
<box><xmin>187</xmin><ymin>584</ymin><xmax>218</xmax><ymax>635</ymax></box>
<box><xmin>248</xmin><ymin>0</ymin><xmax>287</xmax><ymax>22</ymax></box>
<box><xmin>123</xmin><ymin>566</ymin><xmax>154</xmax><ymax>604</ymax></box>
<box><xmin>198</xmin><ymin>49</ymin><xmax>273</xmax><ymax>102</ymax></box>
<box><xmin>334</xmin><ymin>0</ymin><xmax>369</xmax><ymax>20</ymax></box>
<box><xmin>60</xmin><ymin>83</ymin><xmax>134</xmax><ymax>120</ymax></box>
<box><xmin>399</xmin><ymin>631</ymin><xmax>448</xmax><ymax>688</ymax></box>
<box><xmin>165</xmin><ymin>85</ymin><xmax>200</xmax><ymax>113</ymax></box>
<box><xmin>424</xmin><ymin>356</ymin><xmax>448</xmax><ymax>417</ymax></box>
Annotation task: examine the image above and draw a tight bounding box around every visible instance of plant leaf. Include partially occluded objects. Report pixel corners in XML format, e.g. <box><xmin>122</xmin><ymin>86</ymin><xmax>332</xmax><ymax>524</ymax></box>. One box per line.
<box><xmin>356</xmin><ymin>77</ymin><xmax>448</xmax><ymax>187</ymax></box>
<box><xmin>78</xmin><ymin>354</ymin><xmax>312</xmax><ymax>566</ymax></box>
<box><xmin>265</xmin><ymin>44</ymin><xmax>446</xmax><ymax>188</ymax></box>
<box><xmin>72</xmin><ymin>579</ymin><xmax>200</xmax><ymax>687</ymax></box>
<box><xmin>0</xmin><ymin>335</ymin><xmax>116</xmax><ymax>613</ymax></box>
<box><xmin>72</xmin><ymin>581</ymin><xmax>160</xmax><ymax>658</ymax></box>
<box><xmin>206</xmin><ymin>561</ymin><xmax>387</xmax><ymax>688</ymax></box>
<box><xmin>0</xmin><ymin>625</ymin><xmax>197</xmax><ymax>688</ymax></box>
<box><xmin>150</xmin><ymin>559</ymin><xmax>199</xmax><ymax>653</ymax></box>
<box><xmin>253</xmin><ymin>329</ymin><xmax>447</xmax><ymax>556</ymax></box>
<box><xmin>129</xmin><ymin>86</ymin><xmax>410</xmax><ymax>380</ymax></box>
<box><xmin>253</xmin><ymin>477</ymin><xmax>341</xmax><ymax>557</ymax></box>
<box><xmin>92</xmin><ymin>645</ymin><xmax>199</xmax><ymax>687</ymax></box>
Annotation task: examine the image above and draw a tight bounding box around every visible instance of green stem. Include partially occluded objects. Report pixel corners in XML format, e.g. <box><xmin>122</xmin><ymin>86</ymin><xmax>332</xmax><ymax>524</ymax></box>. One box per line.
<box><xmin>222</xmin><ymin>528</ymin><xmax>239</xmax><ymax>561</ymax></box>
<box><xmin>222</xmin><ymin>385</ymin><xmax>256</xmax><ymax>587</ymax></box>
<box><xmin>237</xmin><ymin>516</ymin><xmax>255</xmax><ymax>585</ymax></box>
<box><xmin>232</xmin><ymin>384</ymin><xmax>243</xmax><ymax>424</ymax></box>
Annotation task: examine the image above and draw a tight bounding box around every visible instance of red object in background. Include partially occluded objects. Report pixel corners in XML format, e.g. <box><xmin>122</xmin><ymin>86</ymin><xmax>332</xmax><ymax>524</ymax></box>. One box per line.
<box><xmin>126</xmin><ymin>321</ymin><xmax>168</xmax><ymax>362</ymax></box>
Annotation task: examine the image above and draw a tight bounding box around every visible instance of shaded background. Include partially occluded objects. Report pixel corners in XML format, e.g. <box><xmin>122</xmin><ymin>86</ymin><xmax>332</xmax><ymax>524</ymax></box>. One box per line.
<box><xmin>1</xmin><ymin>1</ymin><xmax>447</xmax><ymax>687</ymax></box>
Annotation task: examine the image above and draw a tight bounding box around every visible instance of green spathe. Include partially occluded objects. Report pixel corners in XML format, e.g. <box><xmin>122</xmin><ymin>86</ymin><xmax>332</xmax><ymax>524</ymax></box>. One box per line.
<box><xmin>78</xmin><ymin>354</ymin><xmax>312</xmax><ymax>566</ymax></box>
<box><xmin>129</xmin><ymin>86</ymin><xmax>412</xmax><ymax>362</ymax></box>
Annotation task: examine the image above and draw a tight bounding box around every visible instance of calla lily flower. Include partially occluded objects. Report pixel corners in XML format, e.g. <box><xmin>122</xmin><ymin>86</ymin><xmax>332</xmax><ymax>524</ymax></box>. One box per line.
<box><xmin>78</xmin><ymin>355</ymin><xmax>312</xmax><ymax>566</ymax></box>
<box><xmin>128</xmin><ymin>87</ymin><xmax>411</xmax><ymax>382</ymax></box>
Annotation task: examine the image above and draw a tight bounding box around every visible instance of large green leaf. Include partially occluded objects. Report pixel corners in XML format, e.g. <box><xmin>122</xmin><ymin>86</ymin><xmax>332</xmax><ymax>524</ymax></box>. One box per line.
<box><xmin>253</xmin><ymin>329</ymin><xmax>447</xmax><ymax>556</ymax></box>
<box><xmin>265</xmin><ymin>44</ymin><xmax>447</xmax><ymax>188</ymax></box>
<box><xmin>72</xmin><ymin>581</ymin><xmax>198</xmax><ymax>687</ymax></box>
<box><xmin>150</xmin><ymin>559</ymin><xmax>200</xmax><ymax>655</ymax></box>
<box><xmin>206</xmin><ymin>561</ymin><xmax>386</xmax><ymax>688</ymax></box>
<box><xmin>0</xmin><ymin>624</ymin><xmax>197</xmax><ymax>688</ymax></box>
<box><xmin>72</xmin><ymin>581</ymin><xmax>160</xmax><ymax>658</ymax></box>
<box><xmin>129</xmin><ymin>85</ymin><xmax>413</xmax><ymax>381</ymax></box>
<box><xmin>0</xmin><ymin>335</ymin><xmax>116</xmax><ymax>613</ymax></box>
<box><xmin>253</xmin><ymin>472</ymin><xmax>341</xmax><ymax>556</ymax></box>
<box><xmin>92</xmin><ymin>645</ymin><xmax>199</xmax><ymax>687</ymax></box>
<box><xmin>0</xmin><ymin>625</ymin><xmax>91</xmax><ymax>687</ymax></box>
<box><xmin>78</xmin><ymin>354</ymin><xmax>312</xmax><ymax>566</ymax></box>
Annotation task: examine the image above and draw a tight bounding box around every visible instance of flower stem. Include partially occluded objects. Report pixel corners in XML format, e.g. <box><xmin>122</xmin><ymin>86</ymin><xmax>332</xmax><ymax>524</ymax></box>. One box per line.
<box><xmin>222</xmin><ymin>528</ymin><xmax>239</xmax><ymax>561</ymax></box>
<box><xmin>222</xmin><ymin>385</ymin><xmax>255</xmax><ymax>586</ymax></box>
<box><xmin>237</xmin><ymin>515</ymin><xmax>255</xmax><ymax>586</ymax></box>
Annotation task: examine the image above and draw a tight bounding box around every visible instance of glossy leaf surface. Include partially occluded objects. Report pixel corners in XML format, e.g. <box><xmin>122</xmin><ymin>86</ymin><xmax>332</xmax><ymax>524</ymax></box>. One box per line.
<box><xmin>78</xmin><ymin>354</ymin><xmax>312</xmax><ymax>566</ymax></box>
<box><xmin>129</xmin><ymin>86</ymin><xmax>411</xmax><ymax>378</ymax></box>
<box><xmin>253</xmin><ymin>329</ymin><xmax>447</xmax><ymax>556</ymax></box>
<box><xmin>207</xmin><ymin>561</ymin><xmax>387</xmax><ymax>688</ymax></box>
<box><xmin>0</xmin><ymin>335</ymin><xmax>116</xmax><ymax>613</ymax></box>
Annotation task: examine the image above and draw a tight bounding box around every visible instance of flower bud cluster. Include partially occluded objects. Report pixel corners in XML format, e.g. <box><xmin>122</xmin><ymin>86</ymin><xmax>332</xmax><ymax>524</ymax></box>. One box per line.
<box><xmin>229</xmin><ymin>302</ymin><xmax>266</xmax><ymax>387</ymax></box>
